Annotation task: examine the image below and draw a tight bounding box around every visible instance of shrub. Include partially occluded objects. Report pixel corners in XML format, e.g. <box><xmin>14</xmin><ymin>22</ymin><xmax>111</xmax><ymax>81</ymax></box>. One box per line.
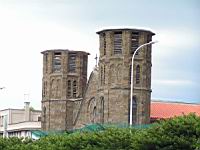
<box><xmin>0</xmin><ymin>114</ymin><xmax>199</xmax><ymax>150</ymax></box>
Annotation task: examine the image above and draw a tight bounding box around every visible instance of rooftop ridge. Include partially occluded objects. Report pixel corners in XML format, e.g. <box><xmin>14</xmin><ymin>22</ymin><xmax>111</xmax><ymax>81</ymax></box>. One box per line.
<box><xmin>152</xmin><ymin>99</ymin><xmax>200</xmax><ymax>105</ymax></box>
<box><xmin>96</xmin><ymin>26</ymin><xmax>155</xmax><ymax>35</ymax></box>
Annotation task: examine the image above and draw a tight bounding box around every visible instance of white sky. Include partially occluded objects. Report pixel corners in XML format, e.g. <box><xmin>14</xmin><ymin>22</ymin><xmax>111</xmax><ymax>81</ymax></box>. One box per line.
<box><xmin>0</xmin><ymin>0</ymin><xmax>199</xmax><ymax>110</ymax></box>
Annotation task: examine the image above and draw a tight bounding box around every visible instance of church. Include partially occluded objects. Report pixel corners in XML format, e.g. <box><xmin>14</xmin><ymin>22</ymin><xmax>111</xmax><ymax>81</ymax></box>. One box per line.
<box><xmin>41</xmin><ymin>28</ymin><xmax>155</xmax><ymax>131</ymax></box>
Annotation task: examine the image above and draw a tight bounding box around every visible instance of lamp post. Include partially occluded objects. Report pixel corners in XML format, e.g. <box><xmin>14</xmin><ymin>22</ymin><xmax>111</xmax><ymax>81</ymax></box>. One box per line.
<box><xmin>129</xmin><ymin>41</ymin><xmax>157</xmax><ymax>126</ymax></box>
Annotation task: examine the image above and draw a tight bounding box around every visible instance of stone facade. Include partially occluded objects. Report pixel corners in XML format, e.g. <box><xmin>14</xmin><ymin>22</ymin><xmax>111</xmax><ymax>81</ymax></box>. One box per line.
<box><xmin>76</xmin><ymin>28</ymin><xmax>155</xmax><ymax>128</ymax></box>
<box><xmin>41</xmin><ymin>28</ymin><xmax>155</xmax><ymax>131</ymax></box>
<box><xmin>41</xmin><ymin>50</ymin><xmax>89</xmax><ymax>131</ymax></box>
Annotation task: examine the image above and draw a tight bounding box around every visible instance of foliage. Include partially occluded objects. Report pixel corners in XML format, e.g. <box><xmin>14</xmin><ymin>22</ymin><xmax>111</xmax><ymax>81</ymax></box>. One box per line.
<box><xmin>0</xmin><ymin>114</ymin><xmax>199</xmax><ymax>150</ymax></box>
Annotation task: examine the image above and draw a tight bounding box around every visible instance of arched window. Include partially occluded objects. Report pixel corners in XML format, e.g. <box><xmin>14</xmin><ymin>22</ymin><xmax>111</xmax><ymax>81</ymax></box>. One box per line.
<box><xmin>42</xmin><ymin>82</ymin><xmax>45</xmax><ymax>98</ymax></box>
<box><xmin>51</xmin><ymin>79</ymin><xmax>56</xmax><ymax>98</ymax></box>
<box><xmin>100</xmin><ymin>97</ymin><xmax>104</xmax><ymax>123</ymax></box>
<box><xmin>136</xmin><ymin>65</ymin><xmax>140</xmax><ymax>84</ymax></box>
<box><xmin>87</xmin><ymin>97</ymin><xmax>96</xmax><ymax>123</ymax></box>
<box><xmin>92</xmin><ymin>106</ymin><xmax>97</xmax><ymax>123</ymax></box>
<box><xmin>56</xmin><ymin>79</ymin><xmax>61</xmax><ymax>99</ymax></box>
<box><xmin>43</xmin><ymin>81</ymin><xmax>47</xmax><ymax>98</ymax></box>
<box><xmin>43</xmin><ymin>106</ymin><xmax>46</xmax><ymax>123</ymax></box>
<box><xmin>132</xmin><ymin>97</ymin><xmax>137</xmax><ymax>124</ymax></box>
<box><xmin>128</xmin><ymin>96</ymin><xmax>137</xmax><ymax>124</ymax></box>
<box><xmin>110</xmin><ymin>64</ymin><xmax>115</xmax><ymax>84</ymax></box>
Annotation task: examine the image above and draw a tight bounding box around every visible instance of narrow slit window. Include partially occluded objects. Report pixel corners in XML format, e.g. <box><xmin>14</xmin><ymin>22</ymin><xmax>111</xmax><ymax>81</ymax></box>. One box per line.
<box><xmin>73</xmin><ymin>80</ymin><xmax>77</xmax><ymax>98</ymax></box>
<box><xmin>128</xmin><ymin>96</ymin><xmax>137</xmax><ymax>124</ymax></box>
<box><xmin>101</xmin><ymin>66</ymin><xmax>103</xmax><ymax>85</ymax></box>
<box><xmin>103</xmin><ymin>33</ymin><xmax>106</xmax><ymax>55</ymax></box>
<box><xmin>114</xmin><ymin>32</ymin><xmax>122</xmax><ymax>54</ymax></box>
<box><xmin>83</xmin><ymin>55</ymin><xmax>87</xmax><ymax>75</ymax></box>
<box><xmin>131</xmin><ymin>32</ymin><xmax>139</xmax><ymax>55</ymax></box>
<box><xmin>136</xmin><ymin>65</ymin><xmax>140</xmax><ymax>84</ymax></box>
<box><xmin>53</xmin><ymin>52</ymin><xmax>61</xmax><ymax>72</ymax></box>
<box><xmin>129</xmin><ymin>65</ymin><xmax>132</xmax><ymax>84</ymax></box>
<box><xmin>45</xmin><ymin>53</ymin><xmax>48</xmax><ymax>73</ymax></box>
<box><xmin>100</xmin><ymin>97</ymin><xmax>104</xmax><ymax>123</ymax></box>
<box><xmin>103</xmin><ymin>66</ymin><xmax>106</xmax><ymax>84</ymax></box>
<box><xmin>67</xmin><ymin>80</ymin><xmax>71</xmax><ymax>97</ymax></box>
<box><xmin>68</xmin><ymin>53</ymin><xmax>76</xmax><ymax>72</ymax></box>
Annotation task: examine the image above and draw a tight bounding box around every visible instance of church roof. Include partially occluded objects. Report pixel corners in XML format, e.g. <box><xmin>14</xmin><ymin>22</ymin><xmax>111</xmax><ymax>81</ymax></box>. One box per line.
<box><xmin>96</xmin><ymin>27</ymin><xmax>155</xmax><ymax>35</ymax></box>
<box><xmin>41</xmin><ymin>49</ymin><xmax>90</xmax><ymax>55</ymax></box>
<box><xmin>151</xmin><ymin>101</ymin><xmax>200</xmax><ymax>119</ymax></box>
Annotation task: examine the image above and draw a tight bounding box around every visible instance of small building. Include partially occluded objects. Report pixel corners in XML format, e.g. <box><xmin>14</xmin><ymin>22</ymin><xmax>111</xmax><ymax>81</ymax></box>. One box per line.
<box><xmin>0</xmin><ymin>102</ymin><xmax>41</xmax><ymax>139</ymax></box>
<box><xmin>150</xmin><ymin>100</ymin><xmax>200</xmax><ymax>122</ymax></box>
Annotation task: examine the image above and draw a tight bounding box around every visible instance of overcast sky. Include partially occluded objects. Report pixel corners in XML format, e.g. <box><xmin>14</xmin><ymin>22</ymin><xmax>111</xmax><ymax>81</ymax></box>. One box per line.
<box><xmin>0</xmin><ymin>0</ymin><xmax>199</xmax><ymax>110</ymax></box>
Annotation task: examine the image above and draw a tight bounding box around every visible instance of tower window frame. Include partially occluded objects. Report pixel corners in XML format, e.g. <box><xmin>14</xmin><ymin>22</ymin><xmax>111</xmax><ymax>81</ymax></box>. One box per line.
<box><xmin>67</xmin><ymin>79</ymin><xmax>77</xmax><ymax>98</ymax></box>
<box><xmin>45</xmin><ymin>53</ymin><xmax>48</xmax><ymax>73</ymax></box>
<box><xmin>68</xmin><ymin>53</ymin><xmax>76</xmax><ymax>73</ymax></box>
<box><xmin>82</xmin><ymin>55</ymin><xmax>87</xmax><ymax>75</ymax></box>
<box><xmin>131</xmin><ymin>32</ymin><xmax>139</xmax><ymax>55</ymax></box>
<box><xmin>53</xmin><ymin>52</ymin><xmax>61</xmax><ymax>72</ymax></box>
<box><xmin>113</xmin><ymin>31</ymin><xmax>122</xmax><ymax>54</ymax></box>
<box><xmin>136</xmin><ymin>65</ymin><xmax>140</xmax><ymax>84</ymax></box>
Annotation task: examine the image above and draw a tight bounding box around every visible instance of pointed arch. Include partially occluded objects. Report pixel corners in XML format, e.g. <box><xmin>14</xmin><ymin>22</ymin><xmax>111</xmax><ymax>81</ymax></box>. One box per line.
<box><xmin>129</xmin><ymin>96</ymin><xmax>137</xmax><ymax>124</ymax></box>
<box><xmin>136</xmin><ymin>65</ymin><xmax>140</xmax><ymax>84</ymax></box>
<box><xmin>51</xmin><ymin>79</ymin><xmax>56</xmax><ymax>99</ymax></box>
<box><xmin>117</xmin><ymin>64</ymin><xmax>122</xmax><ymax>83</ymax></box>
<box><xmin>56</xmin><ymin>79</ymin><xmax>61</xmax><ymax>99</ymax></box>
<box><xmin>99</xmin><ymin>97</ymin><xmax>104</xmax><ymax>123</ymax></box>
<box><xmin>110</xmin><ymin>64</ymin><xmax>116</xmax><ymax>84</ymax></box>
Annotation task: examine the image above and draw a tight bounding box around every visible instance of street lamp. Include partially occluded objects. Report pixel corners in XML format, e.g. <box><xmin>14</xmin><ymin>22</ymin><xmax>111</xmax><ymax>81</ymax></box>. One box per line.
<box><xmin>129</xmin><ymin>41</ymin><xmax>157</xmax><ymax>126</ymax></box>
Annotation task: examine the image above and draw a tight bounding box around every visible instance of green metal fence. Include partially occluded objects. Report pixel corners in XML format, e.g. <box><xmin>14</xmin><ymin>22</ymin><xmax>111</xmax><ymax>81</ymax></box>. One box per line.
<box><xmin>31</xmin><ymin>123</ymin><xmax>153</xmax><ymax>138</ymax></box>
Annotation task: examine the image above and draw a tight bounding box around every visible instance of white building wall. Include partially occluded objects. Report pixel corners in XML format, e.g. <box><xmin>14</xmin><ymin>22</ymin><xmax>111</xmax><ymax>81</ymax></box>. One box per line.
<box><xmin>0</xmin><ymin>103</ymin><xmax>41</xmax><ymax>139</ymax></box>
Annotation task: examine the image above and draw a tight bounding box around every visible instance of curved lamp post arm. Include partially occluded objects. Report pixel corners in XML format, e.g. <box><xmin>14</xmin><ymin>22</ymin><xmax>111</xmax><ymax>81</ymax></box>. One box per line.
<box><xmin>130</xmin><ymin>41</ymin><xmax>157</xmax><ymax>126</ymax></box>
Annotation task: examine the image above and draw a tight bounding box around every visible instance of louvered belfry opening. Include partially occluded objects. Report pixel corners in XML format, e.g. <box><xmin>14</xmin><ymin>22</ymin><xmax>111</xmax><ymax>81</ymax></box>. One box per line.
<box><xmin>53</xmin><ymin>52</ymin><xmax>61</xmax><ymax>72</ymax></box>
<box><xmin>68</xmin><ymin>53</ymin><xmax>76</xmax><ymax>72</ymax></box>
<box><xmin>114</xmin><ymin>31</ymin><xmax>122</xmax><ymax>54</ymax></box>
<box><xmin>131</xmin><ymin>32</ymin><xmax>139</xmax><ymax>55</ymax></box>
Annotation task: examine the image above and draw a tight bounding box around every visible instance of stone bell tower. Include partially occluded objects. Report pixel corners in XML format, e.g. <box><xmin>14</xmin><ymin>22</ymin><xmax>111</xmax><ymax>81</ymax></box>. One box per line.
<box><xmin>96</xmin><ymin>28</ymin><xmax>155</xmax><ymax>124</ymax></box>
<box><xmin>41</xmin><ymin>49</ymin><xmax>89</xmax><ymax>131</ymax></box>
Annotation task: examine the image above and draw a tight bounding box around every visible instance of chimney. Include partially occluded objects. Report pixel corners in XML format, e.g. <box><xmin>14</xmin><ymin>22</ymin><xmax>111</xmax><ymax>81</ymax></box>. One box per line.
<box><xmin>24</xmin><ymin>102</ymin><xmax>30</xmax><ymax>121</ymax></box>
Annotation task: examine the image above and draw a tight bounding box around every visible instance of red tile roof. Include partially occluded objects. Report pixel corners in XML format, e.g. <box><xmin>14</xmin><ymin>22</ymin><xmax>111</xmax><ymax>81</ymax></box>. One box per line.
<box><xmin>151</xmin><ymin>101</ymin><xmax>200</xmax><ymax>119</ymax></box>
